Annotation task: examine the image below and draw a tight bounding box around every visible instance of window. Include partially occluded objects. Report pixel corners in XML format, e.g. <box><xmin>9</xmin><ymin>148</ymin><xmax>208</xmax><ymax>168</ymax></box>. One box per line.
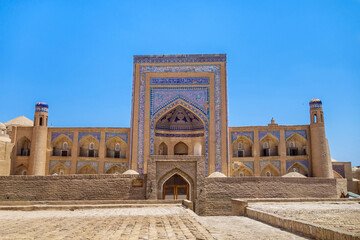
<box><xmin>237</xmin><ymin>150</ymin><xmax>244</xmax><ymax>157</ymax></box>
<box><xmin>114</xmin><ymin>143</ymin><xmax>120</xmax><ymax>158</ymax></box>
<box><xmin>265</xmin><ymin>171</ymin><xmax>271</xmax><ymax>177</ymax></box>
<box><xmin>263</xmin><ymin>142</ymin><xmax>269</xmax><ymax>149</ymax></box>
<box><xmin>238</xmin><ymin>143</ymin><xmax>243</xmax><ymax>150</ymax></box>
<box><xmin>314</xmin><ymin>114</ymin><xmax>317</xmax><ymax>123</ymax></box>
<box><xmin>63</xmin><ymin>142</ymin><xmax>68</xmax><ymax>150</ymax></box>
<box><xmin>303</xmin><ymin>147</ymin><xmax>307</xmax><ymax>155</ymax></box>
<box><xmin>88</xmin><ymin>142</ymin><xmax>95</xmax><ymax>157</ymax></box>
<box><xmin>289</xmin><ymin>142</ymin><xmax>295</xmax><ymax>148</ymax></box>
<box><xmin>115</xmin><ymin>143</ymin><xmax>120</xmax><ymax>151</ymax></box>
<box><xmin>89</xmin><ymin>142</ymin><xmax>94</xmax><ymax>150</ymax></box>
<box><xmin>39</xmin><ymin>117</ymin><xmax>43</xmax><ymax>126</ymax></box>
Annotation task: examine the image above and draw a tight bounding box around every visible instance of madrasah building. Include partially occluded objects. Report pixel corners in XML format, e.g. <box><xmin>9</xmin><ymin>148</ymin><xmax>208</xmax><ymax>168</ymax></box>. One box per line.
<box><xmin>0</xmin><ymin>54</ymin><xmax>357</xmax><ymax>200</ymax></box>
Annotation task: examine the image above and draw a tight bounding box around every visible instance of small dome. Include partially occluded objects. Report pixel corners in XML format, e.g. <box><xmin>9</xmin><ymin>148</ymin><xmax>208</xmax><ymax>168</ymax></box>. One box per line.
<box><xmin>0</xmin><ymin>122</ymin><xmax>6</xmax><ymax>130</ymax></box>
<box><xmin>282</xmin><ymin>172</ymin><xmax>307</xmax><ymax>178</ymax></box>
<box><xmin>331</xmin><ymin>158</ymin><xmax>337</xmax><ymax>162</ymax></box>
<box><xmin>35</xmin><ymin>102</ymin><xmax>48</xmax><ymax>108</ymax></box>
<box><xmin>208</xmin><ymin>171</ymin><xmax>227</xmax><ymax>178</ymax></box>
<box><xmin>122</xmin><ymin>170</ymin><xmax>139</xmax><ymax>175</ymax></box>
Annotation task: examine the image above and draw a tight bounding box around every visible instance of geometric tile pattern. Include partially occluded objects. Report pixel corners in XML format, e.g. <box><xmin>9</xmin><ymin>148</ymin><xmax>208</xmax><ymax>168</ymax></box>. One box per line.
<box><xmin>286</xmin><ymin>160</ymin><xmax>309</xmax><ymax>172</ymax></box>
<box><xmin>332</xmin><ymin>165</ymin><xmax>345</xmax><ymax>178</ymax></box>
<box><xmin>105</xmin><ymin>133</ymin><xmax>128</xmax><ymax>143</ymax></box>
<box><xmin>233</xmin><ymin>161</ymin><xmax>254</xmax><ymax>173</ymax></box>
<box><xmin>78</xmin><ymin>133</ymin><xmax>101</xmax><ymax>143</ymax></box>
<box><xmin>231</xmin><ymin>131</ymin><xmax>254</xmax><ymax>143</ymax></box>
<box><xmin>135</xmin><ymin>63</ymin><xmax>223</xmax><ymax>175</ymax></box>
<box><xmin>76</xmin><ymin>161</ymin><xmax>99</xmax><ymax>171</ymax></box>
<box><xmin>51</xmin><ymin>132</ymin><xmax>74</xmax><ymax>143</ymax></box>
<box><xmin>150</xmin><ymin>77</ymin><xmax>209</xmax><ymax>85</ymax></box>
<box><xmin>103</xmin><ymin>162</ymin><xmax>127</xmax><ymax>172</ymax></box>
<box><xmin>285</xmin><ymin>130</ymin><xmax>308</xmax><ymax>140</ymax></box>
<box><xmin>259</xmin><ymin>131</ymin><xmax>280</xmax><ymax>141</ymax></box>
<box><xmin>260</xmin><ymin>160</ymin><xmax>281</xmax><ymax>172</ymax></box>
<box><xmin>49</xmin><ymin>160</ymin><xmax>71</xmax><ymax>171</ymax></box>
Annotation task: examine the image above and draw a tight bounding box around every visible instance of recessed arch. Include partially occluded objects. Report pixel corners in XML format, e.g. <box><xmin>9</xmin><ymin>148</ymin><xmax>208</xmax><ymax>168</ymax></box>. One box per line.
<box><xmin>232</xmin><ymin>135</ymin><xmax>253</xmax><ymax>157</ymax></box>
<box><xmin>15</xmin><ymin>164</ymin><xmax>28</xmax><ymax>175</ymax></box>
<box><xmin>174</xmin><ymin>142</ymin><xmax>188</xmax><ymax>155</ymax></box>
<box><xmin>232</xmin><ymin>164</ymin><xmax>253</xmax><ymax>177</ymax></box>
<box><xmin>158</xmin><ymin>142</ymin><xmax>168</xmax><ymax>155</ymax></box>
<box><xmin>77</xmin><ymin>164</ymin><xmax>97</xmax><ymax>174</ymax></box>
<box><xmin>260</xmin><ymin>133</ymin><xmax>279</xmax><ymax>157</ymax></box>
<box><xmin>286</xmin><ymin>133</ymin><xmax>307</xmax><ymax>156</ymax></box>
<box><xmin>287</xmin><ymin>162</ymin><xmax>309</xmax><ymax>176</ymax></box>
<box><xmin>50</xmin><ymin>163</ymin><xmax>69</xmax><ymax>175</ymax></box>
<box><xmin>16</xmin><ymin>136</ymin><xmax>31</xmax><ymax>156</ymax></box>
<box><xmin>260</xmin><ymin>163</ymin><xmax>280</xmax><ymax>176</ymax></box>
<box><xmin>158</xmin><ymin>168</ymin><xmax>194</xmax><ymax>201</ymax></box>
<box><xmin>105</xmin><ymin>164</ymin><xmax>126</xmax><ymax>174</ymax></box>
<box><xmin>106</xmin><ymin>136</ymin><xmax>127</xmax><ymax>158</ymax></box>
<box><xmin>79</xmin><ymin>135</ymin><xmax>99</xmax><ymax>157</ymax></box>
<box><xmin>52</xmin><ymin>134</ymin><xmax>72</xmax><ymax>157</ymax></box>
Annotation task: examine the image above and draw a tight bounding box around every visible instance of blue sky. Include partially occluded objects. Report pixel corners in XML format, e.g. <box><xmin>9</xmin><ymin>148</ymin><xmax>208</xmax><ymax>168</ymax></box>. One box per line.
<box><xmin>0</xmin><ymin>0</ymin><xmax>359</xmax><ymax>166</ymax></box>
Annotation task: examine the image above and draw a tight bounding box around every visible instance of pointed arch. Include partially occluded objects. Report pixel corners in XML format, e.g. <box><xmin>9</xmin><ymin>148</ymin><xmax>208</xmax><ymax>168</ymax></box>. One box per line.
<box><xmin>333</xmin><ymin>170</ymin><xmax>343</xmax><ymax>178</ymax></box>
<box><xmin>260</xmin><ymin>163</ymin><xmax>280</xmax><ymax>176</ymax></box>
<box><xmin>174</xmin><ymin>142</ymin><xmax>188</xmax><ymax>155</ymax></box>
<box><xmin>260</xmin><ymin>133</ymin><xmax>279</xmax><ymax>157</ymax></box>
<box><xmin>232</xmin><ymin>164</ymin><xmax>253</xmax><ymax>177</ymax></box>
<box><xmin>232</xmin><ymin>135</ymin><xmax>253</xmax><ymax>157</ymax></box>
<box><xmin>16</xmin><ymin>136</ymin><xmax>31</xmax><ymax>156</ymax></box>
<box><xmin>287</xmin><ymin>162</ymin><xmax>309</xmax><ymax>176</ymax></box>
<box><xmin>52</xmin><ymin>134</ymin><xmax>72</xmax><ymax>157</ymax></box>
<box><xmin>106</xmin><ymin>136</ymin><xmax>127</xmax><ymax>158</ymax></box>
<box><xmin>50</xmin><ymin>163</ymin><xmax>69</xmax><ymax>175</ymax></box>
<box><xmin>79</xmin><ymin>135</ymin><xmax>99</xmax><ymax>157</ymax></box>
<box><xmin>158</xmin><ymin>142</ymin><xmax>168</xmax><ymax>155</ymax></box>
<box><xmin>77</xmin><ymin>164</ymin><xmax>97</xmax><ymax>174</ymax></box>
<box><xmin>105</xmin><ymin>164</ymin><xmax>126</xmax><ymax>174</ymax></box>
<box><xmin>286</xmin><ymin>133</ymin><xmax>307</xmax><ymax>156</ymax></box>
<box><xmin>158</xmin><ymin>168</ymin><xmax>194</xmax><ymax>201</ymax></box>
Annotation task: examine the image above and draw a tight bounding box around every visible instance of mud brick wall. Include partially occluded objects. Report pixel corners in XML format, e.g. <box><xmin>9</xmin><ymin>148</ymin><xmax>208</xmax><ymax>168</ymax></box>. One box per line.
<box><xmin>204</xmin><ymin>177</ymin><xmax>339</xmax><ymax>216</ymax></box>
<box><xmin>0</xmin><ymin>174</ymin><xmax>146</xmax><ymax>201</ymax></box>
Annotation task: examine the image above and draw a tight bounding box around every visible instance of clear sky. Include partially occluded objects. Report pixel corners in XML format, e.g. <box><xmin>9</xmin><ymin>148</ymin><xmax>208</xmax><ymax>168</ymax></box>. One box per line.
<box><xmin>0</xmin><ymin>0</ymin><xmax>359</xmax><ymax>166</ymax></box>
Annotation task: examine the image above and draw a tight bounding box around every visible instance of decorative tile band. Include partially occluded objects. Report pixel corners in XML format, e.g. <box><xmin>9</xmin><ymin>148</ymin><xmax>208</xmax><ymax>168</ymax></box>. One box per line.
<box><xmin>51</xmin><ymin>132</ymin><xmax>74</xmax><ymax>143</ymax></box>
<box><xmin>259</xmin><ymin>131</ymin><xmax>280</xmax><ymax>141</ymax></box>
<box><xmin>333</xmin><ymin>165</ymin><xmax>345</xmax><ymax>178</ymax></box>
<box><xmin>150</xmin><ymin>87</ymin><xmax>209</xmax><ymax>119</ymax></box>
<box><xmin>76</xmin><ymin>161</ymin><xmax>99</xmax><ymax>171</ymax></box>
<box><xmin>285</xmin><ymin>130</ymin><xmax>308</xmax><ymax>140</ymax></box>
<box><xmin>260</xmin><ymin>160</ymin><xmax>281</xmax><ymax>172</ymax></box>
<box><xmin>104</xmin><ymin>162</ymin><xmax>127</xmax><ymax>172</ymax></box>
<box><xmin>155</xmin><ymin>133</ymin><xmax>204</xmax><ymax>138</ymax></box>
<box><xmin>105</xmin><ymin>133</ymin><xmax>128</xmax><ymax>143</ymax></box>
<box><xmin>136</xmin><ymin>64</ymin><xmax>222</xmax><ymax>175</ymax></box>
<box><xmin>231</xmin><ymin>131</ymin><xmax>254</xmax><ymax>143</ymax></box>
<box><xmin>78</xmin><ymin>133</ymin><xmax>101</xmax><ymax>143</ymax></box>
<box><xmin>150</xmin><ymin>77</ymin><xmax>210</xmax><ymax>85</ymax></box>
<box><xmin>233</xmin><ymin>161</ymin><xmax>254</xmax><ymax>173</ymax></box>
<box><xmin>134</xmin><ymin>54</ymin><xmax>226</xmax><ymax>63</ymax></box>
<box><xmin>49</xmin><ymin>160</ymin><xmax>71</xmax><ymax>171</ymax></box>
<box><xmin>286</xmin><ymin>160</ymin><xmax>309</xmax><ymax>172</ymax></box>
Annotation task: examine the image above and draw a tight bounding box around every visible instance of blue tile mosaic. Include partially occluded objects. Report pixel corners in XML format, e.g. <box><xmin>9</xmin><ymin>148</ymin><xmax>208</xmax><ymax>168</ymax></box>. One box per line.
<box><xmin>76</xmin><ymin>161</ymin><xmax>99</xmax><ymax>171</ymax></box>
<box><xmin>134</xmin><ymin>54</ymin><xmax>226</xmax><ymax>63</ymax></box>
<box><xmin>286</xmin><ymin>160</ymin><xmax>309</xmax><ymax>171</ymax></box>
<box><xmin>150</xmin><ymin>77</ymin><xmax>210</xmax><ymax>85</ymax></box>
<box><xmin>135</xmin><ymin>64</ymin><xmax>223</xmax><ymax>175</ymax></box>
<box><xmin>150</xmin><ymin>87</ymin><xmax>209</xmax><ymax>119</ymax></box>
<box><xmin>155</xmin><ymin>133</ymin><xmax>204</xmax><ymax>138</ymax></box>
<box><xmin>105</xmin><ymin>133</ymin><xmax>128</xmax><ymax>143</ymax></box>
<box><xmin>259</xmin><ymin>131</ymin><xmax>280</xmax><ymax>141</ymax></box>
<box><xmin>260</xmin><ymin>160</ymin><xmax>281</xmax><ymax>172</ymax></box>
<box><xmin>233</xmin><ymin>161</ymin><xmax>254</xmax><ymax>173</ymax></box>
<box><xmin>231</xmin><ymin>132</ymin><xmax>254</xmax><ymax>143</ymax></box>
<box><xmin>333</xmin><ymin>165</ymin><xmax>345</xmax><ymax>178</ymax></box>
<box><xmin>285</xmin><ymin>130</ymin><xmax>308</xmax><ymax>140</ymax></box>
<box><xmin>49</xmin><ymin>160</ymin><xmax>71</xmax><ymax>171</ymax></box>
<box><xmin>51</xmin><ymin>132</ymin><xmax>74</xmax><ymax>143</ymax></box>
<box><xmin>78</xmin><ymin>133</ymin><xmax>101</xmax><ymax>143</ymax></box>
<box><xmin>104</xmin><ymin>162</ymin><xmax>127</xmax><ymax>172</ymax></box>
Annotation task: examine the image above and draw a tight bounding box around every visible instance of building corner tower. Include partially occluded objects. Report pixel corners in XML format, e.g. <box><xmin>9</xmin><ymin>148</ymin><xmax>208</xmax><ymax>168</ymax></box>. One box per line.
<box><xmin>30</xmin><ymin>102</ymin><xmax>48</xmax><ymax>175</ymax></box>
<box><xmin>309</xmin><ymin>99</ymin><xmax>334</xmax><ymax>178</ymax></box>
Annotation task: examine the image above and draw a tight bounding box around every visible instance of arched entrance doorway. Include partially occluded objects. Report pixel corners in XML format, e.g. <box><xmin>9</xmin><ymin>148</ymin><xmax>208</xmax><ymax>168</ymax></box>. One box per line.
<box><xmin>162</xmin><ymin>174</ymin><xmax>189</xmax><ymax>200</ymax></box>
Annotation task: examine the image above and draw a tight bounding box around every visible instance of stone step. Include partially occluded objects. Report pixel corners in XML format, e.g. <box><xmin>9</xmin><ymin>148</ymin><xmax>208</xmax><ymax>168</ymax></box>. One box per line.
<box><xmin>0</xmin><ymin>203</ymin><xmax>183</xmax><ymax>211</ymax></box>
<box><xmin>0</xmin><ymin>199</ymin><xmax>182</xmax><ymax>206</ymax></box>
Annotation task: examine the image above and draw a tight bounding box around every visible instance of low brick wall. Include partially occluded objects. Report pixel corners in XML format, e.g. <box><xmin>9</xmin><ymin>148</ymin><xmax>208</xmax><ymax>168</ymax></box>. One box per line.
<box><xmin>204</xmin><ymin>177</ymin><xmax>339</xmax><ymax>216</ymax></box>
<box><xmin>0</xmin><ymin>174</ymin><xmax>146</xmax><ymax>201</ymax></box>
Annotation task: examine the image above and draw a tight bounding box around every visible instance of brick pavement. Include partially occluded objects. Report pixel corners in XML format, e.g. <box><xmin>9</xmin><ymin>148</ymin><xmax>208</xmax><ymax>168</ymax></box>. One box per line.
<box><xmin>0</xmin><ymin>206</ymin><xmax>306</xmax><ymax>240</ymax></box>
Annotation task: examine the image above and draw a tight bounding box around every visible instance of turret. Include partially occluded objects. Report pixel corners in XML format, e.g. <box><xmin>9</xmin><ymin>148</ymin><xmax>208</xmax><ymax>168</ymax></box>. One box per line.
<box><xmin>309</xmin><ymin>99</ymin><xmax>333</xmax><ymax>178</ymax></box>
<box><xmin>30</xmin><ymin>102</ymin><xmax>48</xmax><ymax>175</ymax></box>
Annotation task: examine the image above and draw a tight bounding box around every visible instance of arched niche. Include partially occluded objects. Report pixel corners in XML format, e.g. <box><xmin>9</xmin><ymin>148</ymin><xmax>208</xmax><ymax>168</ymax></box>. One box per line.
<box><xmin>174</xmin><ymin>142</ymin><xmax>188</xmax><ymax>155</ymax></box>
<box><xmin>287</xmin><ymin>162</ymin><xmax>308</xmax><ymax>176</ymax></box>
<box><xmin>106</xmin><ymin>136</ymin><xmax>127</xmax><ymax>158</ymax></box>
<box><xmin>260</xmin><ymin>134</ymin><xmax>279</xmax><ymax>157</ymax></box>
<box><xmin>153</xmin><ymin>104</ymin><xmax>205</xmax><ymax>156</ymax></box>
<box><xmin>105</xmin><ymin>164</ymin><xmax>126</xmax><ymax>174</ymax></box>
<box><xmin>16</xmin><ymin>136</ymin><xmax>31</xmax><ymax>156</ymax></box>
<box><xmin>77</xmin><ymin>164</ymin><xmax>97</xmax><ymax>174</ymax></box>
<box><xmin>50</xmin><ymin>163</ymin><xmax>69</xmax><ymax>175</ymax></box>
<box><xmin>52</xmin><ymin>135</ymin><xmax>72</xmax><ymax>157</ymax></box>
<box><xmin>286</xmin><ymin>133</ymin><xmax>307</xmax><ymax>156</ymax></box>
<box><xmin>232</xmin><ymin>136</ymin><xmax>253</xmax><ymax>157</ymax></box>
<box><xmin>158</xmin><ymin>142</ymin><xmax>168</xmax><ymax>155</ymax></box>
<box><xmin>260</xmin><ymin>163</ymin><xmax>280</xmax><ymax>176</ymax></box>
<box><xmin>232</xmin><ymin>165</ymin><xmax>253</xmax><ymax>177</ymax></box>
<box><xmin>78</xmin><ymin>135</ymin><xmax>99</xmax><ymax>157</ymax></box>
